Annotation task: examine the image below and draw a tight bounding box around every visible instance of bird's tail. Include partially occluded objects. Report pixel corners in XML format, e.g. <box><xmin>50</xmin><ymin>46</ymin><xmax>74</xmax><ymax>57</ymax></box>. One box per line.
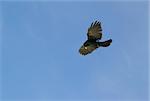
<box><xmin>99</xmin><ymin>39</ymin><xmax>112</xmax><ymax>47</ymax></box>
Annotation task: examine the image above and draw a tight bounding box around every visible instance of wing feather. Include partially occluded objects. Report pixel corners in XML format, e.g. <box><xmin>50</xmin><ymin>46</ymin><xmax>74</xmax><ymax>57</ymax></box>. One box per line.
<box><xmin>87</xmin><ymin>21</ymin><xmax>102</xmax><ymax>40</ymax></box>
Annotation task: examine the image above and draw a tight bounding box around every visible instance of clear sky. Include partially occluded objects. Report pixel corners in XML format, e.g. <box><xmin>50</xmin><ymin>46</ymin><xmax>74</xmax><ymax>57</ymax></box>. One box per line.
<box><xmin>1</xmin><ymin>1</ymin><xmax>149</xmax><ymax>101</ymax></box>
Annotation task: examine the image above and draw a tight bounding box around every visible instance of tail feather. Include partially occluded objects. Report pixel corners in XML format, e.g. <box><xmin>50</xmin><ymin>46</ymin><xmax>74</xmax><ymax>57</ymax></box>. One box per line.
<box><xmin>99</xmin><ymin>39</ymin><xmax>112</xmax><ymax>47</ymax></box>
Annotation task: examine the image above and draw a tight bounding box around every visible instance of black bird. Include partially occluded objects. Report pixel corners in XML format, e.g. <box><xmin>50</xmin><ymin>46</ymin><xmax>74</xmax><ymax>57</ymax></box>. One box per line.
<box><xmin>79</xmin><ymin>21</ymin><xmax>112</xmax><ymax>55</ymax></box>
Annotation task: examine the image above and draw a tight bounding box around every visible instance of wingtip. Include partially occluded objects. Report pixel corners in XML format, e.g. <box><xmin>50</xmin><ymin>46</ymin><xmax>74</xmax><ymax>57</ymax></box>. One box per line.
<box><xmin>93</xmin><ymin>20</ymin><xmax>101</xmax><ymax>26</ymax></box>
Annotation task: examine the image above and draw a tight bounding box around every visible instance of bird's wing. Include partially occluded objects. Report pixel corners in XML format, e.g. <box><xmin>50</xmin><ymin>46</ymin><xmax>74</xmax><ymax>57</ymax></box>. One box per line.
<box><xmin>87</xmin><ymin>21</ymin><xmax>102</xmax><ymax>40</ymax></box>
<box><xmin>79</xmin><ymin>44</ymin><xmax>98</xmax><ymax>55</ymax></box>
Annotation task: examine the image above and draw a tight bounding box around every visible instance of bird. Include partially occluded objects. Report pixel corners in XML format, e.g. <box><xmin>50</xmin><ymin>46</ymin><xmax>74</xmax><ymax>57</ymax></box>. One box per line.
<box><xmin>79</xmin><ymin>21</ymin><xmax>112</xmax><ymax>55</ymax></box>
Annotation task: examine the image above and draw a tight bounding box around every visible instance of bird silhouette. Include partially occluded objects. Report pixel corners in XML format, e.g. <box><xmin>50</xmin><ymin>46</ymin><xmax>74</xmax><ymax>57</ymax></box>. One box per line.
<box><xmin>79</xmin><ymin>21</ymin><xmax>112</xmax><ymax>55</ymax></box>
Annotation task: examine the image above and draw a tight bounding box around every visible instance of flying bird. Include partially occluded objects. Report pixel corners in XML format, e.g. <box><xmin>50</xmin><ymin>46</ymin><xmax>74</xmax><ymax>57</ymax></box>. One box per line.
<box><xmin>79</xmin><ymin>21</ymin><xmax>112</xmax><ymax>55</ymax></box>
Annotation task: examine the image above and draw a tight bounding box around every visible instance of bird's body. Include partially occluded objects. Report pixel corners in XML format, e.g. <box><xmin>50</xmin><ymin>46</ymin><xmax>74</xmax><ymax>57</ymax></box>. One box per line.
<box><xmin>79</xmin><ymin>21</ymin><xmax>112</xmax><ymax>55</ymax></box>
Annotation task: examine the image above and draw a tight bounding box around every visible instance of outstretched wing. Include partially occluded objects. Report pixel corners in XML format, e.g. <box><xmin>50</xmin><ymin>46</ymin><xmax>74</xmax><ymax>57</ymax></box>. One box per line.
<box><xmin>79</xmin><ymin>43</ymin><xmax>98</xmax><ymax>55</ymax></box>
<box><xmin>87</xmin><ymin>21</ymin><xmax>102</xmax><ymax>40</ymax></box>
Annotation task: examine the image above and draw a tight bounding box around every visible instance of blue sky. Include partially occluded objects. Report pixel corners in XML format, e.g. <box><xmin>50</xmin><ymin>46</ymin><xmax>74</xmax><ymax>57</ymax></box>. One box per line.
<box><xmin>0</xmin><ymin>1</ymin><xmax>149</xmax><ymax>101</ymax></box>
